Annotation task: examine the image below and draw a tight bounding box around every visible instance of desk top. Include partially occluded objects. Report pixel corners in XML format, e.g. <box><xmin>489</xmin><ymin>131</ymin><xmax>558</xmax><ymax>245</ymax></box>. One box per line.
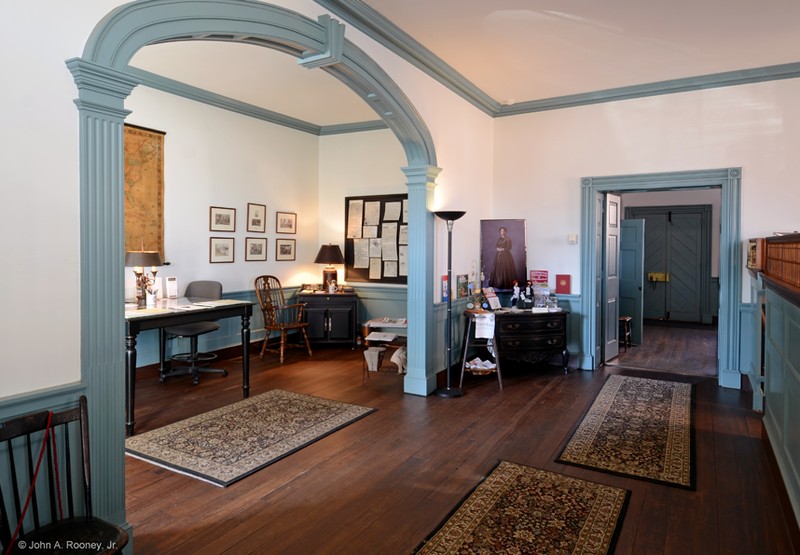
<box><xmin>125</xmin><ymin>297</ymin><xmax>252</xmax><ymax>320</ymax></box>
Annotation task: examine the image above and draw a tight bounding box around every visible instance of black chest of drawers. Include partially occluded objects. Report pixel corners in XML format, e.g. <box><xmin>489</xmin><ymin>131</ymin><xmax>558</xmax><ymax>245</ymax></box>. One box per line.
<box><xmin>494</xmin><ymin>310</ymin><xmax>569</xmax><ymax>373</ymax></box>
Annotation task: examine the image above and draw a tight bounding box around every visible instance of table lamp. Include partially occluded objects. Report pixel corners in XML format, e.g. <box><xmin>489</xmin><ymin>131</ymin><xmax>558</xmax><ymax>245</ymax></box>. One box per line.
<box><xmin>125</xmin><ymin>250</ymin><xmax>163</xmax><ymax>305</ymax></box>
<box><xmin>314</xmin><ymin>244</ymin><xmax>345</xmax><ymax>289</ymax></box>
<box><xmin>434</xmin><ymin>210</ymin><xmax>466</xmax><ymax>397</ymax></box>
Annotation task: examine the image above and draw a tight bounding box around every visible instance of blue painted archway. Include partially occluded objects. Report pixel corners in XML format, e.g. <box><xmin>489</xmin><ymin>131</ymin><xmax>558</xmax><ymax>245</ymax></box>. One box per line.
<box><xmin>67</xmin><ymin>0</ymin><xmax>440</xmax><ymax>536</ymax></box>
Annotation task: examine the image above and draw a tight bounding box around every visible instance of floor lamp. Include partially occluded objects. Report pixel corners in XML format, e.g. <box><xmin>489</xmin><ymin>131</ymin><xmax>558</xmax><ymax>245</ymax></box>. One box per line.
<box><xmin>434</xmin><ymin>210</ymin><xmax>466</xmax><ymax>398</ymax></box>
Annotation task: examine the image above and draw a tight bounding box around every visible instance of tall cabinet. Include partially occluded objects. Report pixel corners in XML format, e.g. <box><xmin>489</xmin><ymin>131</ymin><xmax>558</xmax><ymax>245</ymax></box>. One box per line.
<box><xmin>299</xmin><ymin>292</ymin><xmax>358</xmax><ymax>347</ymax></box>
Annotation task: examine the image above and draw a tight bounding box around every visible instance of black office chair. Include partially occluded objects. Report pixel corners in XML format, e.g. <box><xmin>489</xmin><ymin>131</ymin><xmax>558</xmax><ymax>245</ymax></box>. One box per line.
<box><xmin>0</xmin><ymin>396</ymin><xmax>128</xmax><ymax>554</ymax></box>
<box><xmin>161</xmin><ymin>280</ymin><xmax>228</xmax><ymax>385</ymax></box>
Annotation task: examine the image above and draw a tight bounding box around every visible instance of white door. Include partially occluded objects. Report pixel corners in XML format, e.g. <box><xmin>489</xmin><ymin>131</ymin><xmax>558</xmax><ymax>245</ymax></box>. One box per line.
<box><xmin>604</xmin><ymin>194</ymin><xmax>621</xmax><ymax>362</ymax></box>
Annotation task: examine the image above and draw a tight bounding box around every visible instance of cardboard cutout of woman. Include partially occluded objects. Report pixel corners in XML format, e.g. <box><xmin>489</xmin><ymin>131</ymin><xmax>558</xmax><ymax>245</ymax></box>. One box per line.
<box><xmin>489</xmin><ymin>226</ymin><xmax>516</xmax><ymax>289</ymax></box>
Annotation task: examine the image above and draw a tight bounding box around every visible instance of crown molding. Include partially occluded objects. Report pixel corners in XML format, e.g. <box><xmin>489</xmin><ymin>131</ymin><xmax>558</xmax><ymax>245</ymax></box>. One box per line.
<box><xmin>317</xmin><ymin>0</ymin><xmax>800</xmax><ymax>117</ymax></box>
<box><xmin>126</xmin><ymin>66</ymin><xmax>386</xmax><ymax>135</ymax></box>
<box><xmin>496</xmin><ymin>61</ymin><xmax>800</xmax><ymax>116</ymax></box>
<box><xmin>314</xmin><ymin>0</ymin><xmax>499</xmax><ymax>115</ymax></box>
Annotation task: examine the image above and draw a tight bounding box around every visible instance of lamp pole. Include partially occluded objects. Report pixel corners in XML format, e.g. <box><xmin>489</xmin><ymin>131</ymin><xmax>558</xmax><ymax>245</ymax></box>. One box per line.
<box><xmin>434</xmin><ymin>210</ymin><xmax>466</xmax><ymax>398</ymax></box>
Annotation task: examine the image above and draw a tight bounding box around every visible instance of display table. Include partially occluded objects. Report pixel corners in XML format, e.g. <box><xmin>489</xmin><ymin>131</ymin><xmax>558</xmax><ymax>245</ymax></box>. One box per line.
<box><xmin>361</xmin><ymin>317</ymin><xmax>407</xmax><ymax>383</ymax></box>
<box><xmin>459</xmin><ymin>310</ymin><xmax>502</xmax><ymax>390</ymax></box>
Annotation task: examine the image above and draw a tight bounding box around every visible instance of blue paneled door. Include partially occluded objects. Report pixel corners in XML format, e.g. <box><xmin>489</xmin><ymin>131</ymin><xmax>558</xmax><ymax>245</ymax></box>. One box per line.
<box><xmin>620</xmin><ymin>219</ymin><xmax>645</xmax><ymax>345</ymax></box>
<box><xmin>625</xmin><ymin>205</ymin><xmax>711</xmax><ymax>324</ymax></box>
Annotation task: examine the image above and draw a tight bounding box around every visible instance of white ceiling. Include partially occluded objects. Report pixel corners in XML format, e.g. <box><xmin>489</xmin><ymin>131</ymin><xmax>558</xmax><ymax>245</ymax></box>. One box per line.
<box><xmin>129</xmin><ymin>0</ymin><xmax>800</xmax><ymax>127</ymax></box>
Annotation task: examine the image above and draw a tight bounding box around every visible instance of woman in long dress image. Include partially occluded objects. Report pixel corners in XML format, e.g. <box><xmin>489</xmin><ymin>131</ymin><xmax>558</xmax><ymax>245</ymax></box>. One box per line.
<box><xmin>489</xmin><ymin>226</ymin><xmax>516</xmax><ymax>289</ymax></box>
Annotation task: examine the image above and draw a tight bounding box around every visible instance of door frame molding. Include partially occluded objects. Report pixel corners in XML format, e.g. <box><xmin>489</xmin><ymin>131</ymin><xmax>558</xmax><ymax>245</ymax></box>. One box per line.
<box><xmin>581</xmin><ymin>168</ymin><xmax>741</xmax><ymax>389</ymax></box>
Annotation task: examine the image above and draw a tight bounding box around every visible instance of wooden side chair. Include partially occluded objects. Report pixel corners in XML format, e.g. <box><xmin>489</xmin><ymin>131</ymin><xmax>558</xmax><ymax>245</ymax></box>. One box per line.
<box><xmin>0</xmin><ymin>396</ymin><xmax>128</xmax><ymax>554</ymax></box>
<box><xmin>254</xmin><ymin>275</ymin><xmax>313</xmax><ymax>363</ymax></box>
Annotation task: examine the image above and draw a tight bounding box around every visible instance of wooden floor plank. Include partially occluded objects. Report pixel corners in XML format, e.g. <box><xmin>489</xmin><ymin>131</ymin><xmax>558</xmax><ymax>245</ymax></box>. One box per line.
<box><xmin>125</xmin><ymin>346</ymin><xmax>798</xmax><ymax>554</ymax></box>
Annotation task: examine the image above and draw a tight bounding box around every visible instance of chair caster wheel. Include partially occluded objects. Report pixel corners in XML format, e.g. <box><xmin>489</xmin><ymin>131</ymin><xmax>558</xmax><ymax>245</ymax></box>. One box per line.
<box><xmin>223</xmin><ymin>370</ymin><xmax>228</xmax><ymax>377</ymax></box>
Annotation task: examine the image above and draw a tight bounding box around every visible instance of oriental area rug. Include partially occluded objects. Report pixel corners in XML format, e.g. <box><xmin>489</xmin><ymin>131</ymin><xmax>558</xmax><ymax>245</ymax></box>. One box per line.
<box><xmin>414</xmin><ymin>461</ymin><xmax>628</xmax><ymax>555</ymax></box>
<box><xmin>125</xmin><ymin>389</ymin><xmax>375</xmax><ymax>487</ymax></box>
<box><xmin>557</xmin><ymin>374</ymin><xmax>694</xmax><ymax>489</ymax></box>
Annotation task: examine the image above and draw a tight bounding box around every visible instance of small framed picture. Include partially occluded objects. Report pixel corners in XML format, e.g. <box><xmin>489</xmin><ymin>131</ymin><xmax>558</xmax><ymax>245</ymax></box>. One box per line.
<box><xmin>275</xmin><ymin>238</ymin><xmax>296</xmax><ymax>261</ymax></box>
<box><xmin>276</xmin><ymin>211</ymin><xmax>297</xmax><ymax>234</ymax></box>
<box><xmin>247</xmin><ymin>203</ymin><xmax>266</xmax><ymax>233</ymax></box>
<box><xmin>210</xmin><ymin>237</ymin><xmax>234</xmax><ymax>263</ymax></box>
<box><xmin>245</xmin><ymin>237</ymin><xmax>267</xmax><ymax>261</ymax></box>
<box><xmin>210</xmin><ymin>206</ymin><xmax>236</xmax><ymax>232</ymax></box>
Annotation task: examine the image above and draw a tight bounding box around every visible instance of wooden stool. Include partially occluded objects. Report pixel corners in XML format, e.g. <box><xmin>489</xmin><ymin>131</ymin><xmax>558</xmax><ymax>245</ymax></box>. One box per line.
<box><xmin>619</xmin><ymin>316</ymin><xmax>632</xmax><ymax>352</ymax></box>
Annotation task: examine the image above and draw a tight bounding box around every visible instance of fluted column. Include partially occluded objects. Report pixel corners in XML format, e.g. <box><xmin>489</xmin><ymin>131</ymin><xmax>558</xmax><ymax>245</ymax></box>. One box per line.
<box><xmin>402</xmin><ymin>165</ymin><xmax>440</xmax><ymax>395</ymax></box>
<box><xmin>67</xmin><ymin>58</ymin><xmax>137</xmax><ymax>526</ymax></box>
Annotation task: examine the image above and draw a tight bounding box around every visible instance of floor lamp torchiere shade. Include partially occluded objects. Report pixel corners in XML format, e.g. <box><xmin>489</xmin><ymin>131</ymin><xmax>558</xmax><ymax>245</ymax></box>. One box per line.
<box><xmin>125</xmin><ymin>250</ymin><xmax>163</xmax><ymax>305</ymax></box>
<box><xmin>314</xmin><ymin>244</ymin><xmax>345</xmax><ymax>290</ymax></box>
<box><xmin>434</xmin><ymin>210</ymin><xmax>466</xmax><ymax>398</ymax></box>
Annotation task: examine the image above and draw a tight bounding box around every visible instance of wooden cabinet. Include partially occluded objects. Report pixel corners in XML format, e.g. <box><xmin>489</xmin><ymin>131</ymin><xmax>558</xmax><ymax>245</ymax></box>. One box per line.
<box><xmin>494</xmin><ymin>310</ymin><xmax>569</xmax><ymax>372</ymax></box>
<box><xmin>299</xmin><ymin>293</ymin><xmax>357</xmax><ymax>346</ymax></box>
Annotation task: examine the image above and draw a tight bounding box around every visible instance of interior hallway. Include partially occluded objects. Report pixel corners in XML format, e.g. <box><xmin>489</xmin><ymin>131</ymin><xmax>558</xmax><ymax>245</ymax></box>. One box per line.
<box><xmin>607</xmin><ymin>320</ymin><xmax>719</xmax><ymax>377</ymax></box>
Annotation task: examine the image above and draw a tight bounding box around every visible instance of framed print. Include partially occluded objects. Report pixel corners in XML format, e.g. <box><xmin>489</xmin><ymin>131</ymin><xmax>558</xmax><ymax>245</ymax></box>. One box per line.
<box><xmin>480</xmin><ymin>219</ymin><xmax>527</xmax><ymax>291</ymax></box>
<box><xmin>210</xmin><ymin>206</ymin><xmax>236</xmax><ymax>232</ymax></box>
<box><xmin>245</xmin><ymin>237</ymin><xmax>267</xmax><ymax>261</ymax></box>
<box><xmin>275</xmin><ymin>238</ymin><xmax>296</xmax><ymax>261</ymax></box>
<box><xmin>210</xmin><ymin>237</ymin><xmax>234</xmax><ymax>263</ymax></box>
<box><xmin>276</xmin><ymin>211</ymin><xmax>297</xmax><ymax>234</ymax></box>
<box><xmin>247</xmin><ymin>203</ymin><xmax>266</xmax><ymax>233</ymax></box>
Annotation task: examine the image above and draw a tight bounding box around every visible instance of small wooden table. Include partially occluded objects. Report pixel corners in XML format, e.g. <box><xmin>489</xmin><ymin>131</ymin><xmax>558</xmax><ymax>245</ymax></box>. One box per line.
<box><xmin>361</xmin><ymin>317</ymin><xmax>407</xmax><ymax>383</ymax></box>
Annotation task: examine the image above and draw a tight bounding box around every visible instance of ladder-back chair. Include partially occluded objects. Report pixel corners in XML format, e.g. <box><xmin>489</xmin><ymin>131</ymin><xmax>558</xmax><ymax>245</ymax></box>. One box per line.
<box><xmin>0</xmin><ymin>396</ymin><xmax>128</xmax><ymax>554</ymax></box>
<box><xmin>254</xmin><ymin>275</ymin><xmax>313</xmax><ymax>363</ymax></box>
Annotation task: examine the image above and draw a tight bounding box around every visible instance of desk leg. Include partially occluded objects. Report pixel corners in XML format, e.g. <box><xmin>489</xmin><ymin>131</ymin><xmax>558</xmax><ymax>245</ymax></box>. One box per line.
<box><xmin>125</xmin><ymin>333</ymin><xmax>138</xmax><ymax>437</ymax></box>
<box><xmin>158</xmin><ymin>328</ymin><xmax>168</xmax><ymax>383</ymax></box>
<box><xmin>562</xmin><ymin>348</ymin><xmax>570</xmax><ymax>374</ymax></box>
<box><xmin>241</xmin><ymin>312</ymin><xmax>251</xmax><ymax>398</ymax></box>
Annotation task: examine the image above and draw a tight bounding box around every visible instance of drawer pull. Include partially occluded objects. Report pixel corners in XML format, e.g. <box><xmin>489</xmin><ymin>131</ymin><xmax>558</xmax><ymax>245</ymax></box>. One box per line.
<box><xmin>507</xmin><ymin>323</ymin><xmax>521</xmax><ymax>330</ymax></box>
<box><xmin>546</xmin><ymin>321</ymin><xmax>559</xmax><ymax>329</ymax></box>
<box><xmin>547</xmin><ymin>338</ymin><xmax>560</xmax><ymax>345</ymax></box>
<box><xmin>508</xmin><ymin>340</ymin><xmax>521</xmax><ymax>347</ymax></box>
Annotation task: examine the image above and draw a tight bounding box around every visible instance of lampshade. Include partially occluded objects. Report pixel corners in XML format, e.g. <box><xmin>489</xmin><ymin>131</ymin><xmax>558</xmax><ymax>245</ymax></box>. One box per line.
<box><xmin>434</xmin><ymin>210</ymin><xmax>466</xmax><ymax>222</ymax></box>
<box><xmin>125</xmin><ymin>251</ymin><xmax>163</xmax><ymax>267</ymax></box>
<box><xmin>314</xmin><ymin>244</ymin><xmax>344</xmax><ymax>265</ymax></box>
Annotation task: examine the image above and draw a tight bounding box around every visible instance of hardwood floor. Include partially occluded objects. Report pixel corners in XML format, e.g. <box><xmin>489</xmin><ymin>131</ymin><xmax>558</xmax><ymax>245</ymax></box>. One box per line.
<box><xmin>125</xmin><ymin>346</ymin><xmax>798</xmax><ymax>554</ymax></box>
<box><xmin>607</xmin><ymin>320</ymin><xmax>719</xmax><ymax>377</ymax></box>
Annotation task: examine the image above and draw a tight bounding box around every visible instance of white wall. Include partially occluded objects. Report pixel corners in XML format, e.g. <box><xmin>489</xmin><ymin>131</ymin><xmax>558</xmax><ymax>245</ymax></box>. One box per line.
<box><xmin>494</xmin><ymin>79</ymin><xmax>800</xmax><ymax>294</ymax></box>
<box><xmin>125</xmin><ymin>86</ymin><xmax>321</xmax><ymax>292</ymax></box>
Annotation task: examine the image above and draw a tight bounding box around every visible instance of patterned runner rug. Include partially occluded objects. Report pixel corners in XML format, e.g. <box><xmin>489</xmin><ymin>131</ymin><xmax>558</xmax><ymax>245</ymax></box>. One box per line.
<box><xmin>125</xmin><ymin>389</ymin><xmax>375</xmax><ymax>487</ymax></box>
<box><xmin>557</xmin><ymin>374</ymin><xmax>694</xmax><ymax>489</ymax></box>
<box><xmin>414</xmin><ymin>461</ymin><xmax>628</xmax><ymax>555</ymax></box>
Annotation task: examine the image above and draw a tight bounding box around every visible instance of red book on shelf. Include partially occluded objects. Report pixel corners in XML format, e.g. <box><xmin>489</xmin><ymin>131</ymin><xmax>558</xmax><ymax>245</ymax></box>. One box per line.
<box><xmin>555</xmin><ymin>274</ymin><xmax>571</xmax><ymax>294</ymax></box>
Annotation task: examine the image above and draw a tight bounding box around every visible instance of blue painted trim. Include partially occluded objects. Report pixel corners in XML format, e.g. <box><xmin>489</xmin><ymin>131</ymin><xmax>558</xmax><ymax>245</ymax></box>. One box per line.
<box><xmin>70</xmin><ymin>1</ymin><xmax>439</xmax><ymax>546</ymax></box>
<box><xmin>317</xmin><ymin>0</ymin><xmax>800</xmax><ymax>117</ymax></box>
<box><xmin>127</xmin><ymin>66</ymin><xmax>387</xmax><ymax>135</ymax></box>
<box><xmin>0</xmin><ymin>383</ymin><xmax>87</xmax><ymax>420</ymax></box>
<box><xmin>315</xmin><ymin>0</ymin><xmax>498</xmax><ymax>116</ymax></box>
<box><xmin>580</xmin><ymin>168</ymin><xmax>742</xmax><ymax>390</ymax></box>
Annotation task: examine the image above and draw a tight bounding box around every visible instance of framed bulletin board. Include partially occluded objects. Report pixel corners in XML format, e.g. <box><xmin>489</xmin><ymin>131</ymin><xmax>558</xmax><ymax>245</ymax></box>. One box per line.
<box><xmin>344</xmin><ymin>193</ymin><xmax>408</xmax><ymax>284</ymax></box>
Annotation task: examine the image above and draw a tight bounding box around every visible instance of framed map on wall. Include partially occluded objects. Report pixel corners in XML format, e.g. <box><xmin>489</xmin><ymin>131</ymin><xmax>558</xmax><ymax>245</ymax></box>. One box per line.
<box><xmin>124</xmin><ymin>124</ymin><xmax>165</xmax><ymax>259</ymax></box>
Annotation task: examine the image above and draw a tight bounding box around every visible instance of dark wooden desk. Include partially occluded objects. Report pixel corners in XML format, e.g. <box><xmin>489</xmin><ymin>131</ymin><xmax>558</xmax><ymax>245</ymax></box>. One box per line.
<box><xmin>124</xmin><ymin>298</ymin><xmax>253</xmax><ymax>436</ymax></box>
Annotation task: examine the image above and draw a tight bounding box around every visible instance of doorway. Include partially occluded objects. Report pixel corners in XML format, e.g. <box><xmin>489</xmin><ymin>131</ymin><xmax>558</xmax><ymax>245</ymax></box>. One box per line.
<box><xmin>625</xmin><ymin>204</ymin><xmax>714</xmax><ymax>324</ymax></box>
<box><xmin>580</xmin><ymin>168</ymin><xmax>741</xmax><ymax>389</ymax></box>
